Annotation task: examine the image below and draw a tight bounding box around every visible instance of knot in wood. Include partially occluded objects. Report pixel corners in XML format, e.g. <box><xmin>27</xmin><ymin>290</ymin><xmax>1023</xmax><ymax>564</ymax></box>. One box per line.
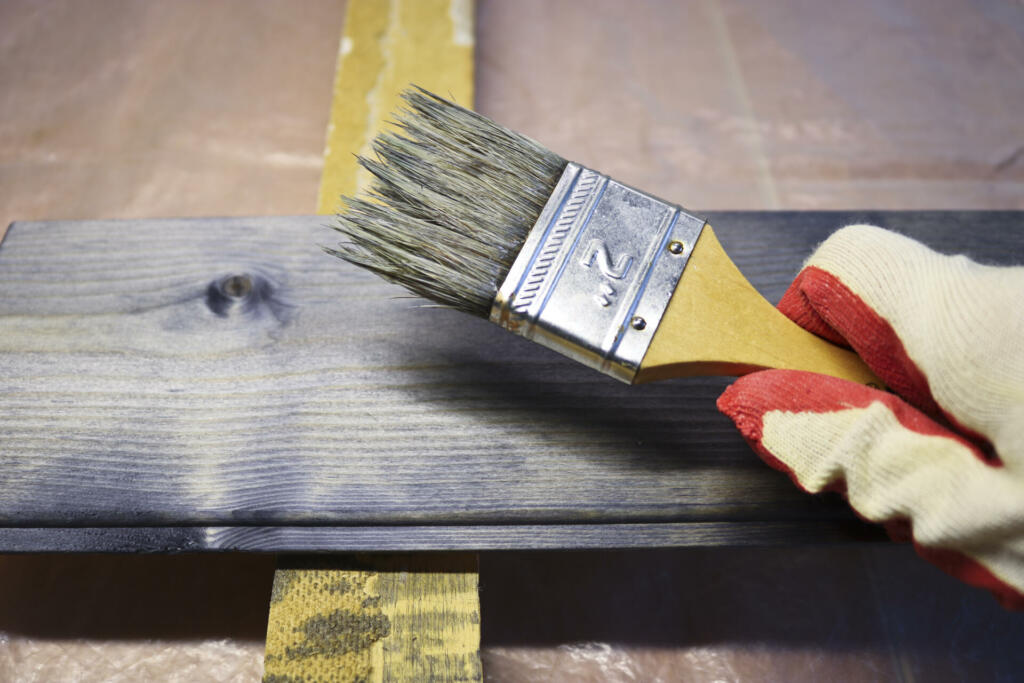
<box><xmin>220</xmin><ymin>274</ymin><xmax>252</xmax><ymax>298</ymax></box>
<box><xmin>206</xmin><ymin>272</ymin><xmax>290</xmax><ymax>322</ymax></box>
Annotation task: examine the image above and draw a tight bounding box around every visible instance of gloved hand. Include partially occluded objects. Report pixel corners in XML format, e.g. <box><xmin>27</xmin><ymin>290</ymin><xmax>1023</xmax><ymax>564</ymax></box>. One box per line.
<box><xmin>717</xmin><ymin>225</ymin><xmax>1024</xmax><ymax>608</ymax></box>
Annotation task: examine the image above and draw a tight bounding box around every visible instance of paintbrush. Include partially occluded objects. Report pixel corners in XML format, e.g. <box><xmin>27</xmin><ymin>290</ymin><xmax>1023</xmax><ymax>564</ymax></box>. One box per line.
<box><xmin>326</xmin><ymin>87</ymin><xmax>879</xmax><ymax>386</ymax></box>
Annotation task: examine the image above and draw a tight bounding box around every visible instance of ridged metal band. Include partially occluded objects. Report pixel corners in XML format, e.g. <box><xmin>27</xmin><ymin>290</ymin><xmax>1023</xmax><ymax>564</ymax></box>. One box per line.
<box><xmin>490</xmin><ymin>162</ymin><xmax>705</xmax><ymax>383</ymax></box>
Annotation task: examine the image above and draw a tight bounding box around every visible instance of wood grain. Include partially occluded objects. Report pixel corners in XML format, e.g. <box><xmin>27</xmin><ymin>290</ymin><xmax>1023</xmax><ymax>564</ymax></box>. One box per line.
<box><xmin>0</xmin><ymin>522</ymin><xmax>885</xmax><ymax>553</ymax></box>
<box><xmin>1</xmin><ymin>211</ymin><xmax>1021</xmax><ymax>549</ymax></box>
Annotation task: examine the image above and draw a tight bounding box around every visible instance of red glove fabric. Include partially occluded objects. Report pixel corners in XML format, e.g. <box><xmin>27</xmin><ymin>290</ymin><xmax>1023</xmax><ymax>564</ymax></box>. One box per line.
<box><xmin>717</xmin><ymin>225</ymin><xmax>1024</xmax><ymax>609</ymax></box>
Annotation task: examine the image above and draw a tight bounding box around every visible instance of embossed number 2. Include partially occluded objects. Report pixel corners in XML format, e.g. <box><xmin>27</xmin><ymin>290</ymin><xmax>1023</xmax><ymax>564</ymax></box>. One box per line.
<box><xmin>579</xmin><ymin>238</ymin><xmax>634</xmax><ymax>307</ymax></box>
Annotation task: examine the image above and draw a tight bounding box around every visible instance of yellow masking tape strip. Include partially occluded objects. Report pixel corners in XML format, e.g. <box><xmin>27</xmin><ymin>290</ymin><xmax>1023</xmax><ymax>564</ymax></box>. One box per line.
<box><xmin>316</xmin><ymin>0</ymin><xmax>475</xmax><ymax>213</ymax></box>
<box><xmin>264</xmin><ymin>555</ymin><xmax>481</xmax><ymax>682</ymax></box>
<box><xmin>265</xmin><ymin>1</ymin><xmax>479</xmax><ymax>681</ymax></box>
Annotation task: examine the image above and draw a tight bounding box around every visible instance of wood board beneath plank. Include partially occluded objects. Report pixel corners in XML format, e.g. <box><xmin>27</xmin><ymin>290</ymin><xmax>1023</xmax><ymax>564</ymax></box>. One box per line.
<box><xmin>1</xmin><ymin>211</ymin><xmax>1021</xmax><ymax>551</ymax></box>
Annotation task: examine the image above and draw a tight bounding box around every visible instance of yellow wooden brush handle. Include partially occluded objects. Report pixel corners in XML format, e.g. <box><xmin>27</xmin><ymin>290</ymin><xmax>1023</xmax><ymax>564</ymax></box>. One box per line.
<box><xmin>636</xmin><ymin>224</ymin><xmax>882</xmax><ymax>385</ymax></box>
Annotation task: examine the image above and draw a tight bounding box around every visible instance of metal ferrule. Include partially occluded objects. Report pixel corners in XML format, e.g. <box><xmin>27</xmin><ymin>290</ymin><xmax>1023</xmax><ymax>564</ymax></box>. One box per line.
<box><xmin>490</xmin><ymin>162</ymin><xmax>705</xmax><ymax>383</ymax></box>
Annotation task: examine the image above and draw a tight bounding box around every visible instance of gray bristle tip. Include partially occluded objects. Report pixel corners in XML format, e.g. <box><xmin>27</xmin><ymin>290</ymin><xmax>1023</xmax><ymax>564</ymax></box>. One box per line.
<box><xmin>327</xmin><ymin>86</ymin><xmax>567</xmax><ymax>317</ymax></box>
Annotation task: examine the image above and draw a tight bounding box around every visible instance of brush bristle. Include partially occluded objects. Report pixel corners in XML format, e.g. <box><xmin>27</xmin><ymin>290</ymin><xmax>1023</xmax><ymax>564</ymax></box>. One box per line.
<box><xmin>326</xmin><ymin>87</ymin><xmax>567</xmax><ymax>317</ymax></box>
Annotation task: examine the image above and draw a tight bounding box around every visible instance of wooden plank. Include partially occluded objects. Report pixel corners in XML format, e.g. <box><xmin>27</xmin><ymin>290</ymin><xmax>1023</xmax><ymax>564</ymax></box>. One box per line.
<box><xmin>0</xmin><ymin>522</ymin><xmax>885</xmax><ymax>553</ymax></box>
<box><xmin>0</xmin><ymin>211</ymin><xmax>1021</xmax><ymax>547</ymax></box>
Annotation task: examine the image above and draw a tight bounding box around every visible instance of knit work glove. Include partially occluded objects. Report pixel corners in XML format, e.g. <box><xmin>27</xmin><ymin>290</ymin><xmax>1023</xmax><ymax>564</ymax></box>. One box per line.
<box><xmin>717</xmin><ymin>225</ymin><xmax>1024</xmax><ymax>608</ymax></box>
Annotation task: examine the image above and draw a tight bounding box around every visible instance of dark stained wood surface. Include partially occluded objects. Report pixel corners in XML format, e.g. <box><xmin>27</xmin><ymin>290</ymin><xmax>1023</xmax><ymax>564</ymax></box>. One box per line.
<box><xmin>0</xmin><ymin>522</ymin><xmax>885</xmax><ymax>553</ymax></box>
<box><xmin>1</xmin><ymin>211</ymin><xmax>1021</xmax><ymax>550</ymax></box>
